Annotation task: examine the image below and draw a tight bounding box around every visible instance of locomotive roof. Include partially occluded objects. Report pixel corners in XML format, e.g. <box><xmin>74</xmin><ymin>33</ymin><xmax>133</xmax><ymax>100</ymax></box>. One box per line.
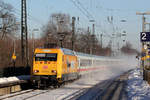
<box><xmin>61</xmin><ymin>48</ymin><xmax>75</xmax><ymax>56</ymax></box>
<box><xmin>35</xmin><ymin>48</ymin><xmax>119</xmax><ymax>60</ymax></box>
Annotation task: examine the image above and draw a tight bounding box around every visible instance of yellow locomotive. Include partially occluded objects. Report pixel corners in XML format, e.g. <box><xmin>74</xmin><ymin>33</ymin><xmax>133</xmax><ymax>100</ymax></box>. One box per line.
<box><xmin>31</xmin><ymin>48</ymin><xmax>79</xmax><ymax>88</ymax></box>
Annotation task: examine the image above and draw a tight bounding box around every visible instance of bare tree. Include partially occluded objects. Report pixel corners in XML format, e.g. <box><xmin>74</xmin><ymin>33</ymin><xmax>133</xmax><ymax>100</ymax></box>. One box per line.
<box><xmin>42</xmin><ymin>13</ymin><xmax>112</xmax><ymax>56</ymax></box>
<box><xmin>51</xmin><ymin>13</ymin><xmax>70</xmax><ymax>32</ymax></box>
<box><xmin>0</xmin><ymin>0</ymin><xmax>19</xmax><ymax>68</ymax></box>
<box><xmin>42</xmin><ymin>13</ymin><xmax>71</xmax><ymax>47</ymax></box>
<box><xmin>0</xmin><ymin>0</ymin><xmax>19</xmax><ymax>40</ymax></box>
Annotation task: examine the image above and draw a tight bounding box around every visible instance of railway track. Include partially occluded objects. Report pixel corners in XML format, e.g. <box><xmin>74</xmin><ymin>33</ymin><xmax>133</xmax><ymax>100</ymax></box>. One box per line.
<box><xmin>0</xmin><ymin>71</ymin><xmax>130</xmax><ymax>100</ymax></box>
<box><xmin>0</xmin><ymin>88</ymin><xmax>55</xmax><ymax>100</ymax></box>
<box><xmin>0</xmin><ymin>89</ymin><xmax>35</xmax><ymax>100</ymax></box>
<box><xmin>0</xmin><ymin>80</ymin><xmax>76</xmax><ymax>100</ymax></box>
<box><xmin>99</xmin><ymin>73</ymin><xmax>129</xmax><ymax>100</ymax></box>
<box><xmin>68</xmin><ymin>71</ymin><xmax>130</xmax><ymax>100</ymax></box>
<box><xmin>0</xmin><ymin>85</ymin><xmax>59</xmax><ymax>100</ymax></box>
<box><xmin>60</xmin><ymin>88</ymin><xmax>88</xmax><ymax>100</ymax></box>
<box><xmin>52</xmin><ymin>79</ymin><xmax>114</xmax><ymax>100</ymax></box>
<box><xmin>21</xmin><ymin>89</ymin><xmax>51</xmax><ymax>100</ymax></box>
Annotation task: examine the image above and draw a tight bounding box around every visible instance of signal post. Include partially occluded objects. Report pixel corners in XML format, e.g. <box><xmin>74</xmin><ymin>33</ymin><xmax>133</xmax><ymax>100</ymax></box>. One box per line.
<box><xmin>136</xmin><ymin>12</ymin><xmax>150</xmax><ymax>80</ymax></box>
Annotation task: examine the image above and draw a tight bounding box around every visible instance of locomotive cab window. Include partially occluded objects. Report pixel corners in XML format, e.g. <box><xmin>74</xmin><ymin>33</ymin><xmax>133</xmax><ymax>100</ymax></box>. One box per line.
<box><xmin>35</xmin><ymin>53</ymin><xmax>57</xmax><ymax>61</ymax></box>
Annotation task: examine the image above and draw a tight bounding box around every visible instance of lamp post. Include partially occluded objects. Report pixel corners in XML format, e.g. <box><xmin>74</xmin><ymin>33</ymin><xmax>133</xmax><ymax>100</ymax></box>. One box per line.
<box><xmin>72</xmin><ymin>17</ymin><xmax>76</xmax><ymax>50</ymax></box>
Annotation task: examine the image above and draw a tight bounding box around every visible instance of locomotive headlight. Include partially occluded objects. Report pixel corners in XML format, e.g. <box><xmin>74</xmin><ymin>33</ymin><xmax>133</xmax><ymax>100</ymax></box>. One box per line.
<box><xmin>34</xmin><ymin>70</ymin><xmax>39</xmax><ymax>73</ymax></box>
<box><xmin>51</xmin><ymin>70</ymin><xmax>57</xmax><ymax>73</ymax></box>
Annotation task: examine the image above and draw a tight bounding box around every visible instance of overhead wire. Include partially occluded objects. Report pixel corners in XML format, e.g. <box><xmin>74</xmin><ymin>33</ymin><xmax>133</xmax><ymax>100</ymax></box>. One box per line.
<box><xmin>12</xmin><ymin>7</ymin><xmax>44</xmax><ymax>26</ymax></box>
<box><xmin>69</xmin><ymin>0</ymin><xmax>114</xmax><ymax>39</ymax></box>
<box><xmin>69</xmin><ymin>0</ymin><xmax>91</xmax><ymax>20</ymax></box>
<box><xmin>76</xmin><ymin>0</ymin><xmax>95</xmax><ymax>20</ymax></box>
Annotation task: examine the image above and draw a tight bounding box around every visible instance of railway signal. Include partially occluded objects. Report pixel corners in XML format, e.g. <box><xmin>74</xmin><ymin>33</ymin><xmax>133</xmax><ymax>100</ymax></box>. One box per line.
<box><xmin>12</xmin><ymin>52</ymin><xmax>16</xmax><ymax>74</ymax></box>
<box><xmin>12</xmin><ymin>53</ymin><xmax>16</xmax><ymax>61</ymax></box>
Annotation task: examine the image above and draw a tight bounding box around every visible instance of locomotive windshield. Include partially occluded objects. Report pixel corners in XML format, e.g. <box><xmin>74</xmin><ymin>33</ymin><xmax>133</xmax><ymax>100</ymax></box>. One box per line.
<box><xmin>35</xmin><ymin>53</ymin><xmax>57</xmax><ymax>61</ymax></box>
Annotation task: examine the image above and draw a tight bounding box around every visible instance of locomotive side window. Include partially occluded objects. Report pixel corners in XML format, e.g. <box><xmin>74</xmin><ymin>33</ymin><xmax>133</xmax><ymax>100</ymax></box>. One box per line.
<box><xmin>35</xmin><ymin>53</ymin><xmax>57</xmax><ymax>61</ymax></box>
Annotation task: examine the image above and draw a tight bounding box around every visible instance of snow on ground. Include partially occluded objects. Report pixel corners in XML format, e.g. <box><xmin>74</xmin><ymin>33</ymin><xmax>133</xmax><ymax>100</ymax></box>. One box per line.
<box><xmin>26</xmin><ymin>57</ymin><xmax>136</xmax><ymax>100</ymax></box>
<box><xmin>3</xmin><ymin>55</ymin><xmax>137</xmax><ymax>100</ymax></box>
<box><xmin>127</xmin><ymin>69</ymin><xmax>150</xmax><ymax>100</ymax></box>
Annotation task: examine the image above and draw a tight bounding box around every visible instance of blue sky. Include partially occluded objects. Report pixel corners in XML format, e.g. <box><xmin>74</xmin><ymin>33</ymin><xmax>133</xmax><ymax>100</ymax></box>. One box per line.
<box><xmin>4</xmin><ymin>0</ymin><xmax>150</xmax><ymax>50</ymax></box>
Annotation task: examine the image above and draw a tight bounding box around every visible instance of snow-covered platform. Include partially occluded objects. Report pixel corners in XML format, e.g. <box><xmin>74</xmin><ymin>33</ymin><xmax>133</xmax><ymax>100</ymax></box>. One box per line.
<box><xmin>0</xmin><ymin>75</ymin><xmax>30</xmax><ymax>96</ymax></box>
<box><xmin>126</xmin><ymin>69</ymin><xmax>150</xmax><ymax>100</ymax></box>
